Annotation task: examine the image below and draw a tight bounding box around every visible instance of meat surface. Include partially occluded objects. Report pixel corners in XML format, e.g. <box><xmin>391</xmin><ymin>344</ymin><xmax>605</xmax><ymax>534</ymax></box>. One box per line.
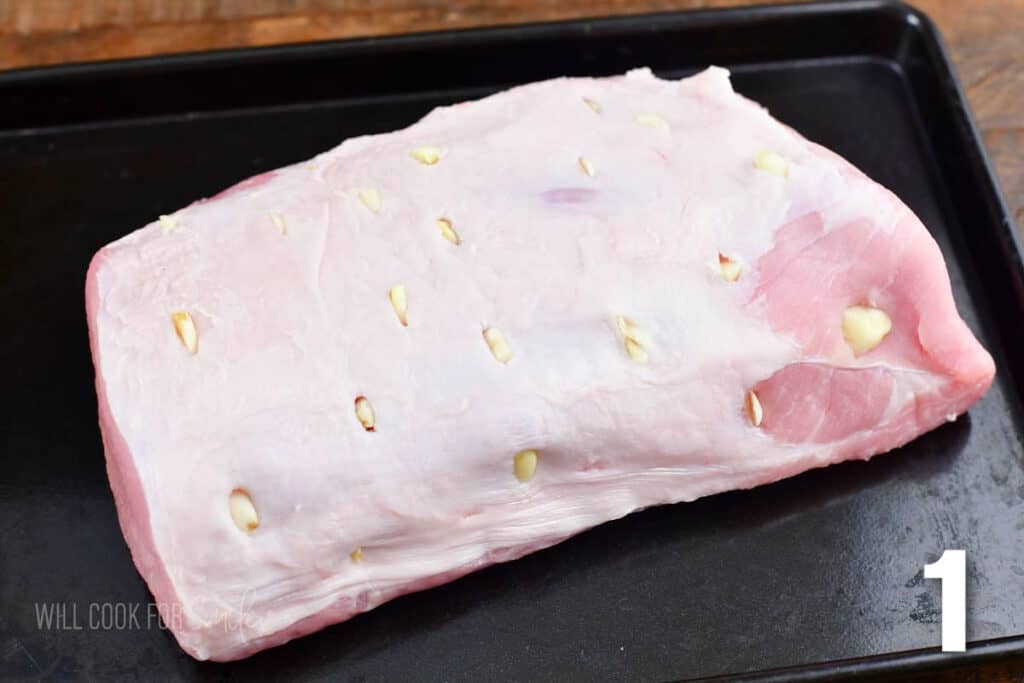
<box><xmin>85</xmin><ymin>67</ymin><xmax>995</xmax><ymax>661</ymax></box>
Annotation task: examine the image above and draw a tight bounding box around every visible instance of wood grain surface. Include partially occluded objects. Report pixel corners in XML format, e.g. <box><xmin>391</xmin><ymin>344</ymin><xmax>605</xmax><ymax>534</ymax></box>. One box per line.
<box><xmin>0</xmin><ymin>1</ymin><xmax>1021</xmax><ymax>680</ymax></box>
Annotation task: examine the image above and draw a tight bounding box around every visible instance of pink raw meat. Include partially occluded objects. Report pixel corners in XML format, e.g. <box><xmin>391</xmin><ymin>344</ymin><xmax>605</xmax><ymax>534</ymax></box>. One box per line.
<box><xmin>85</xmin><ymin>67</ymin><xmax>994</xmax><ymax>661</ymax></box>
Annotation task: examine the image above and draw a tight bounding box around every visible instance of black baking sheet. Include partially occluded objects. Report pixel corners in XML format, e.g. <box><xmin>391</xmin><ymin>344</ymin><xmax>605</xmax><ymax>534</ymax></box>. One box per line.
<box><xmin>1</xmin><ymin>1</ymin><xmax>1022</xmax><ymax>680</ymax></box>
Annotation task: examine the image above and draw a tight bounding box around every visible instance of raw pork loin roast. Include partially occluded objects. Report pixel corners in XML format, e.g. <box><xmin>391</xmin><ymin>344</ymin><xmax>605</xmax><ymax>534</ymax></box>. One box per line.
<box><xmin>85</xmin><ymin>67</ymin><xmax>994</xmax><ymax>660</ymax></box>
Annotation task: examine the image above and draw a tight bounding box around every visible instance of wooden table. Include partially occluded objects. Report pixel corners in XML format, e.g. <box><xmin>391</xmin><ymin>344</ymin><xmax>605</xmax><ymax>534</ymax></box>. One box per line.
<box><xmin>0</xmin><ymin>1</ymin><xmax>1021</xmax><ymax>680</ymax></box>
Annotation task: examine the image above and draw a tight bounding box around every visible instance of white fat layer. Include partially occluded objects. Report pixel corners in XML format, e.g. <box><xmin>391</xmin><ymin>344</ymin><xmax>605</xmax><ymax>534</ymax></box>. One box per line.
<box><xmin>91</xmin><ymin>67</ymin><xmax>963</xmax><ymax>660</ymax></box>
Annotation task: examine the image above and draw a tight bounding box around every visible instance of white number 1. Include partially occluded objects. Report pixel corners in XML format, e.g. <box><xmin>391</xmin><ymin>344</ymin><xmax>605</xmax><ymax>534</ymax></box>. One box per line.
<box><xmin>923</xmin><ymin>549</ymin><xmax>966</xmax><ymax>652</ymax></box>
